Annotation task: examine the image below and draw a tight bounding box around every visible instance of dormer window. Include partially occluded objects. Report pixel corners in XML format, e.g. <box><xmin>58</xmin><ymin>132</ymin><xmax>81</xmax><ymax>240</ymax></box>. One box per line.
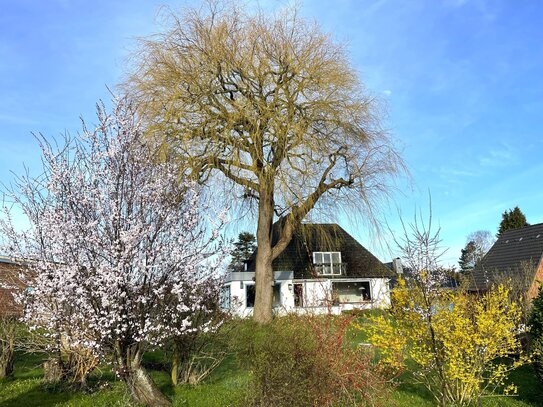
<box><xmin>313</xmin><ymin>252</ymin><xmax>342</xmax><ymax>275</ymax></box>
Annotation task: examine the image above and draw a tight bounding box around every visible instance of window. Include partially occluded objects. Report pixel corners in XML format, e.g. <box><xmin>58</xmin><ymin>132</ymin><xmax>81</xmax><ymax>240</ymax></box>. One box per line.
<box><xmin>273</xmin><ymin>283</ymin><xmax>281</xmax><ymax>307</ymax></box>
<box><xmin>294</xmin><ymin>283</ymin><xmax>304</xmax><ymax>307</ymax></box>
<box><xmin>246</xmin><ymin>284</ymin><xmax>256</xmax><ymax>308</ymax></box>
<box><xmin>220</xmin><ymin>285</ymin><xmax>231</xmax><ymax>309</ymax></box>
<box><xmin>332</xmin><ymin>281</ymin><xmax>371</xmax><ymax>303</ymax></box>
<box><xmin>313</xmin><ymin>252</ymin><xmax>342</xmax><ymax>275</ymax></box>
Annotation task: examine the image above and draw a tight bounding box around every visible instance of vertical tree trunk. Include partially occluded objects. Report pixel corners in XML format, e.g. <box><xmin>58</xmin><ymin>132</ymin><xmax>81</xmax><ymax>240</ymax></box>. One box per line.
<box><xmin>253</xmin><ymin>192</ymin><xmax>274</xmax><ymax>324</ymax></box>
<box><xmin>0</xmin><ymin>343</ymin><xmax>13</xmax><ymax>378</ymax></box>
<box><xmin>116</xmin><ymin>344</ymin><xmax>171</xmax><ymax>407</ymax></box>
<box><xmin>126</xmin><ymin>365</ymin><xmax>171</xmax><ymax>407</ymax></box>
<box><xmin>0</xmin><ymin>318</ymin><xmax>15</xmax><ymax>378</ymax></box>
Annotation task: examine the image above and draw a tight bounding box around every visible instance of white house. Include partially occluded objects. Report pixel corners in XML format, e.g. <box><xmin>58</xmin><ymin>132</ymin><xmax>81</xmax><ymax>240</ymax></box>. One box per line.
<box><xmin>221</xmin><ymin>223</ymin><xmax>393</xmax><ymax>317</ymax></box>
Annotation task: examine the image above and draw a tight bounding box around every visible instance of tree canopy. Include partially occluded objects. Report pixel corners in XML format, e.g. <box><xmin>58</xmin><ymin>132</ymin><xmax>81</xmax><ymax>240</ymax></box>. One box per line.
<box><xmin>124</xmin><ymin>2</ymin><xmax>403</xmax><ymax>322</ymax></box>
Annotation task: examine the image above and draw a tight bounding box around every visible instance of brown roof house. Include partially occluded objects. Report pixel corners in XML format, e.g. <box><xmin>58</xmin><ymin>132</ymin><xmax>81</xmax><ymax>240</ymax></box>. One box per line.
<box><xmin>0</xmin><ymin>256</ymin><xmax>28</xmax><ymax>318</ymax></box>
<box><xmin>221</xmin><ymin>223</ymin><xmax>393</xmax><ymax>317</ymax></box>
<box><xmin>468</xmin><ymin>223</ymin><xmax>543</xmax><ymax>299</ymax></box>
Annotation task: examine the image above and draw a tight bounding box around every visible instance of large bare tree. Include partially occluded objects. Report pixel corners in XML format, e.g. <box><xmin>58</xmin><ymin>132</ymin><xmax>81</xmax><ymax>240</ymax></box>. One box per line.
<box><xmin>125</xmin><ymin>3</ymin><xmax>403</xmax><ymax>323</ymax></box>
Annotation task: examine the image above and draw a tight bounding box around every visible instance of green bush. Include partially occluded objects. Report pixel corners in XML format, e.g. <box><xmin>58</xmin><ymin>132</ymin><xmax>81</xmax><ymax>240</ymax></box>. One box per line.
<box><xmin>528</xmin><ymin>285</ymin><xmax>543</xmax><ymax>382</ymax></box>
<box><xmin>234</xmin><ymin>314</ymin><xmax>390</xmax><ymax>407</ymax></box>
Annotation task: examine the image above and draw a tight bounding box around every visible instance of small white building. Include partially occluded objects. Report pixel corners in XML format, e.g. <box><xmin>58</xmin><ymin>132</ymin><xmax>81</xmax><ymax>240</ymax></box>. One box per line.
<box><xmin>221</xmin><ymin>223</ymin><xmax>393</xmax><ymax>317</ymax></box>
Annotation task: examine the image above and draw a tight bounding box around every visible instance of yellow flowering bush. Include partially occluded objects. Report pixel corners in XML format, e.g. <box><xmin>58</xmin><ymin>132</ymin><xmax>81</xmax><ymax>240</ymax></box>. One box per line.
<box><xmin>361</xmin><ymin>280</ymin><xmax>529</xmax><ymax>406</ymax></box>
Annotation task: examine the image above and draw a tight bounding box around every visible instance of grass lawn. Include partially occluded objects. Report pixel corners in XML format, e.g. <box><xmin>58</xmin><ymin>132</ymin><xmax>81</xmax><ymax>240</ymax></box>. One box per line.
<box><xmin>1</xmin><ymin>317</ymin><xmax>543</xmax><ymax>407</ymax></box>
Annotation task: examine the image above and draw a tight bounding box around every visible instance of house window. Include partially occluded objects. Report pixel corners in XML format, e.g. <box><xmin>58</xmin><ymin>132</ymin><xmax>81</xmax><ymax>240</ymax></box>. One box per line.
<box><xmin>220</xmin><ymin>285</ymin><xmax>231</xmax><ymax>309</ymax></box>
<box><xmin>246</xmin><ymin>284</ymin><xmax>281</xmax><ymax>308</ymax></box>
<box><xmin>332</xmin><ymin>281</ymin><xmax>371</xmax><ymax>303</ymax></box>
<box><xmin>313</xmin><ymin>252</ymin><xmax>342</xmax><ymax>275</ymax></box>
<box><xmin>273</xmin><ymin>283</ymin><xmax>281</xmax><ymax>307</ymax></box>
<box><xmin>246</xmin><ymin>284</ymin><xmax>256</xmax><ymax>308</ymax></box>
<box><xmin>294</xmin><ymin>283</ymin><xmax>304</xmax><ymax>307</ymax></box>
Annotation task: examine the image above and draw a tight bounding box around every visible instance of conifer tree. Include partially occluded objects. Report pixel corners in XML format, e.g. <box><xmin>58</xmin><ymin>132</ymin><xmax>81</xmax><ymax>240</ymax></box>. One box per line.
<box><xmin>497</xmin><ymin>206</ymin><xmax>529</xmax><ymax>237</ymax></box>
<box><xmin>229</xmin><ymin>232</ymin><xmax>256</xmax><ymax>272</ymax></box>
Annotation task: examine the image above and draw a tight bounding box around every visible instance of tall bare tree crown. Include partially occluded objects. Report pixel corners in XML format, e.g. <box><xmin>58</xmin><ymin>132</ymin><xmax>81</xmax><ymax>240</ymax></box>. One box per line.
<box><xmin>125</xmin><ymin>3</ymin><xmax>402</xmax><ymax>224</ymax></box>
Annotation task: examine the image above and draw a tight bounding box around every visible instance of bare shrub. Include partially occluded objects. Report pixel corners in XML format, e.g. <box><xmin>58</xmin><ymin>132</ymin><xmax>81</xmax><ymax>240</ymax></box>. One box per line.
<box><xmin>235</xmin><ymin>313</ymin><xmax>392</xmax><ymax>407</ymax></box>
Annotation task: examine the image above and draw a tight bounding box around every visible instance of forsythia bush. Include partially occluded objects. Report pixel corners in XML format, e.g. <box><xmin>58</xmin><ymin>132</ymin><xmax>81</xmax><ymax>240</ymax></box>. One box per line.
<box><xmin>362</xmin><ymin>281</ymin><xmax>529</xmax><ymax>406</ymax></box>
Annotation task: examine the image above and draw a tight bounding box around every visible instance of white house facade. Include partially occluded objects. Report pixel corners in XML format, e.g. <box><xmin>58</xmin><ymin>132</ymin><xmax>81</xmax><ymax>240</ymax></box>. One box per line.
<box><xmin>221</xmin><ymin>223</ymin><xmax>393</xmax><ymax>317</ymax></box>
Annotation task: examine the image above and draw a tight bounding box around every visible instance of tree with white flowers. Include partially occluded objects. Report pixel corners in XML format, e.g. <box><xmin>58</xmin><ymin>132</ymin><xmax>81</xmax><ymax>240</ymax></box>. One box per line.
<box><xmin>0</xmin><ymin>98</ymin><xmax>226</xmax><ymax>406</ymax></box>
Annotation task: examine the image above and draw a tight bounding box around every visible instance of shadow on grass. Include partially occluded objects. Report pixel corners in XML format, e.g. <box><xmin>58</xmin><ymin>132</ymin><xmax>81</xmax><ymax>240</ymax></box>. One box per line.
<box><xmin>0</xmin><ymin>381</ymin><xmax>75</xmax><ymax>407</ymax></box>
<box><xmin>506</xmin><ymin>364</ymin><xmax>543</xmax><ymax>406</ymax></box>
<box><xmin>393</xmin><ymin>371</ymin><xmax>435</xmax><ymax>407</ymax></box>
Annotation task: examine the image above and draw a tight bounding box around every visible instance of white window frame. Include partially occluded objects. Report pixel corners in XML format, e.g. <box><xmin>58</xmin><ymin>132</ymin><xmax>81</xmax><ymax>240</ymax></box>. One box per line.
<box><xmin>313</xmin><ymin>251</ymin><xmax>342</xmax><ymax>275</ymax></box>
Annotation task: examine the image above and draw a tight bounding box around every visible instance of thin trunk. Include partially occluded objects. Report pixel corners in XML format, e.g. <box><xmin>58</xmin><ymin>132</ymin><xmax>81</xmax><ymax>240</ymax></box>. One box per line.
<box><xmin>0</xmin><ymin>320</ymin><xmax>15</xmax><ymax>378</ymax></box>
<box><xmin>171</xmin><ymin>344</ymin><xmax>178</xmax><ymax>386</ymax></box>
<box><xmin>253</xmin><ymin>191</ymin><xmax>274</xmax><ymax>324</ymax></box>
<box><xmin>0</xmin><ymin>343</ymin><xmax>13</xmax><ymax>378</ymax></box>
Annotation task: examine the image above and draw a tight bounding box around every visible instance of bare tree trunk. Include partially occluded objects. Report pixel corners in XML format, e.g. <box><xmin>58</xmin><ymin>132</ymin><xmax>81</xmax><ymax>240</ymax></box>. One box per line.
<box><xmin>116</xmin><ymin>344</ymin><xmax>171</xmax><ymax>407</ymax></box>
<box><xmin>171</xmin><ymin>348</ymin><xmax>179</xmax><ymax>386</ymax></box>
<box><xmin>0</xmin><ymin>343</ymin><xmax>13</xmax><ymax>378</ymax></box>
<box><xmin>0</xmin><ymin>320</ymin><xmax>15</xmax><ymax>379</ymax></box>
<box><xmin>126</xmin><ymin>365</ymin><xmax>171</xmax><ymax>407</ymax></box>
<box><xmin>253</xmin><ymin>192</ymin><xmax>274</xmax><ymax>324</ymax></box>
<box><xmin>43</xmin><ymin>358</ymin><xmax>63</xmax><ymax>383</ymax></box>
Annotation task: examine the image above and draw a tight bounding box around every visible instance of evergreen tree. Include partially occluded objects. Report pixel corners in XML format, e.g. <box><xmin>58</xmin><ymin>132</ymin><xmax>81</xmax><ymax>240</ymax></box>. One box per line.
<box><xmin>229</xmin><ymin>232</ymin><xmax>257</xmax><ymax>272</ymax></box>
<box><xmin>497</xmin><ymin>206</ymin><xmax>529</xmax><ymax>237</ymax></box>
<box><xmin>458</xmin><ymin>230</ymin><xmax>494</xmax><ymax>273</ymax></box>
<box><xmin>459</xmin><ymin>241</ymin><xmax>477</xmax><ymax>274</ymax></box>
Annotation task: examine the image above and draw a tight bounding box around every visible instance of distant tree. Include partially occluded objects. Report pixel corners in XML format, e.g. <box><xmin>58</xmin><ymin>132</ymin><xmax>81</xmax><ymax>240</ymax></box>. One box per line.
<box><xmin>229</xmin><ymin>232</ymin><xmax>256</xmax><ymax>272</ymax></box>
<box><xmin>497</xmin><ymin>206</ymin><xmax>529</xmax><ymax>237</ymax></box>
<box><xmin>459</xmin><ymin>241</ymin><xmax>477</xmax><ymax>274</ymax></box>
<box><xmin>458</xmin><ymin>230</ymin><xmax>494</xmax><ymax>273</ymax></box>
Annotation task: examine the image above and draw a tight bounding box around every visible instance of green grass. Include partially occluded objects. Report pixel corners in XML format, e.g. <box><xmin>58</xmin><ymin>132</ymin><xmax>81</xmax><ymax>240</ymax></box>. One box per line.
<box><xmin>1</xmin><ymin>318</ymin><xmax>543</xmax><ymax>407</ymax></box>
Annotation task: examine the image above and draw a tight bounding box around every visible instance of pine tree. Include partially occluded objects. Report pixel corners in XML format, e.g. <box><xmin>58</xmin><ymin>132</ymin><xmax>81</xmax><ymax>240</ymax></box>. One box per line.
<box><xmin>497</xmin><ymin>206</ymin><xmax>529</xmax><ymax>237</ymax></box>
<box><xmin>459</xmin><ymin>241</ymin><xmax>477</xmax><ymax>274</ymax></box>
<box><xmin>229</xmin><ymin>232</ymin><xmax>257</xmax><ymax>272</ymax></box>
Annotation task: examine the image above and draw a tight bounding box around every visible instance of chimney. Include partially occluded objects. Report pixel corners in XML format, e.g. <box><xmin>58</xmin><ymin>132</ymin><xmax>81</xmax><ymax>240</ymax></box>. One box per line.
<box><xmin>392</xmin><ymin>257</ymin><xmax>403</xmax><ymax>274</ymax></box>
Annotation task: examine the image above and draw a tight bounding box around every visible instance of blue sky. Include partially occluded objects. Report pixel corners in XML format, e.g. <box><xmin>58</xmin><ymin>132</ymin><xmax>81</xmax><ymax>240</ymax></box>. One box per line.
<box><xmin>1</xmin><ymin>0</ymin><xmax>542</xmax><ymax>266</ymax></box>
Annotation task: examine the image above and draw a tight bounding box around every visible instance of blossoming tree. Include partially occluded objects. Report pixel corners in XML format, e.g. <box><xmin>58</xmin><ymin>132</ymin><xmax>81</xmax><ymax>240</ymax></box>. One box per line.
<box><xmin>1</xmin><ymin>98</ymin><xmax>225</xmax><ymax>406</ymax></box>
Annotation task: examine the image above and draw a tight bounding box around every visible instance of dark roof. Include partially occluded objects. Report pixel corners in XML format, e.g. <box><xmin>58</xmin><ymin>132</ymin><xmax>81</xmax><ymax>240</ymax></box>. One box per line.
<box><xmin>246</xmin><ymin>223</ymin><xmax>392</xmax><ymax>279</ymax></box>
<box><xmin>468</xmin><ymin>223</ymin><xmax>543</xmax><ymax>291</ymax></box>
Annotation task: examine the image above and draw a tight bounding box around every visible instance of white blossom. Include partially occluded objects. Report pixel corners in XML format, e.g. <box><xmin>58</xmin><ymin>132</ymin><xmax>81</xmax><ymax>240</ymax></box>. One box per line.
<box><xmin>0</xmin><ymin>97</ymin><xmax>227</xmax><ymax>358</ymax></box>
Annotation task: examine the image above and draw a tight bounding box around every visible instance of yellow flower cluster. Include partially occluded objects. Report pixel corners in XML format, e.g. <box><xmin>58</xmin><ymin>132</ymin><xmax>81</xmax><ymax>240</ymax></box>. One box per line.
<box><xmin>357</xmin><ymin>280</ymin><xmax>530</xmax><ymax>406</ymax></box>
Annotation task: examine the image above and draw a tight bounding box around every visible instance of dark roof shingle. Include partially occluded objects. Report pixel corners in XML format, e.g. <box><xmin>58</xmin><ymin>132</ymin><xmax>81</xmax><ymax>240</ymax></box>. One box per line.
<box><xmin>247</xmin><ymin>223</ymin><xmax>392</xmax><ymax>279</ymax></box>
<box><xmin>469</xmin><ymin>223</ymin><xmax>543</xmax><ymax>291</ymax></box>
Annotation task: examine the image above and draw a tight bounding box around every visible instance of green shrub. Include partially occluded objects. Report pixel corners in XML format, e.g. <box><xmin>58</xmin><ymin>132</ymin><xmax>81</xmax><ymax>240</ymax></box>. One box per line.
<box><xmin>234</xmin><ymin>314</ymin><xmax>390</xmax><ymax>407</ymax></box>
<box><xmin>528</xmin><ymin>285</ymin><xmax>543</xmax><ymax>382</ymax></box>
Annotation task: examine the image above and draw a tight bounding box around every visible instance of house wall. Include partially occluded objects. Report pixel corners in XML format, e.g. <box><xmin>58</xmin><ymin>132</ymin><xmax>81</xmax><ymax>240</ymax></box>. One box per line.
<box><xmin>224</xmin><ymin>277</ymin><xmax>390</xmax><ymax>317</ymax></box>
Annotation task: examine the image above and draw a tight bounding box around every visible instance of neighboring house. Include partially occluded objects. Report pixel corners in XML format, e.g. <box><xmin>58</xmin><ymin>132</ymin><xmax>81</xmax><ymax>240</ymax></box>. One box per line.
<box><xmin>221</xmin><ymin>223</ymin><xmax>393</xmax><ymax>317</ymax></box>
<box><xmin>468</xmin><ymin>223</ymin><xmax>543</xmax><ymax>299</ymax></box>
<box><xmin>0</xmin><ymin>256</ymin><xmax>27</xmax><ymax>318</ymax></box>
